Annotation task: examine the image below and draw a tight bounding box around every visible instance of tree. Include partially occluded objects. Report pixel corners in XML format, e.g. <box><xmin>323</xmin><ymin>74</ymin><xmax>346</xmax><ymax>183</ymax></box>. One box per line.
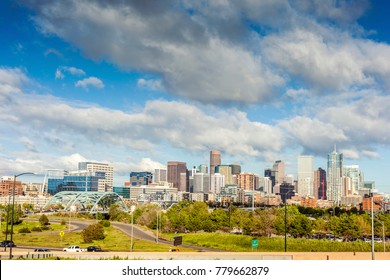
<box><xmin>81</xmin><ymin>223</ymin><xmax>105</xmax><ymax>243</ymax></box>
<box><xmin>39</xmin><ymin>214</ymin><xmax>49</xmax><ymax>226</ymax></box>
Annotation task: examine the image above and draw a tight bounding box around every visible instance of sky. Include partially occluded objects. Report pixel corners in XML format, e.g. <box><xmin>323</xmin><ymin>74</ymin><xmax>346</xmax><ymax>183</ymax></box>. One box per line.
<box><xmin>1</xmin><ymin>0</ymin><xmax>390</xmax><ymax>194</ymax></box>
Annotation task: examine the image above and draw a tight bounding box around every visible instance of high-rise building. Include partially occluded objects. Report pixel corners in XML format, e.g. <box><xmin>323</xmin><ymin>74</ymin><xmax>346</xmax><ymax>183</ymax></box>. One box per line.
<box><xmin>210</xmin><ymin>150</ymin><xmax>221</xmax><ymax>175</ymax></box>
<box><xmin>326</xmin><ymin>147</ymin><xmax>343</xmax><ymax>205</ymax></box>
<box><xmin>272</xmin><ymin>160</ymin><xmax>285</xmax><ymax>194</ymax></box>
<box><xmin>258</xmin><ymin>176</ymin><xmax>272</xmax><ymax>194</ymax></box>
<box><xmin>210</xmin><ymin>173</ymin><xmax>225</xmax><ymax>194</ymax></box>
<box><xmin>314</xmin><ymin>168</ymin><xmax>327</xmax><ymax>200</ymax></box>
<box><xmin>237</xmin><ymin>173</ymin><xmax>258</xmax><ymax>191</ymax></box>
<box><xmin>153</xmin><ymin>168</ymin><xmax>167</xmax><ymax>183</ymax></box>
<box><xmin>230</xmin><ymin>164</ymin><xmax>241</xmax><ymax>175</ymax></box>
<box><xmin>130</xmin><ymin>171</ymin><xmax>153</xmax><ymax>187</ymax></box>
<box><xmin>215</xmin><ymin>165</ymin><xmax>233</xmax><ymax>185</ymax></box>
<box><xmin>167</xmin><ymin>161</ymin><xmax>187</xmax><ymax>192</ymax></box>
<box><xmin>78</xmin><ymin>162</ymin><xmax>114</xmax><ymax>192</ymax></box>
<box><xmin>297</xmin><ymin>156</ymin><xmax>314</xmax><ymax>196</ymax></box>
<box><xmin>343</xmin><ymin>165</ymin><xmax>363</xmax><ymax>194</ymax></box>
<box><xmin>193</xmin><ymin>172</ymin><xmax>210</xmax><ymax>193</ymax></box>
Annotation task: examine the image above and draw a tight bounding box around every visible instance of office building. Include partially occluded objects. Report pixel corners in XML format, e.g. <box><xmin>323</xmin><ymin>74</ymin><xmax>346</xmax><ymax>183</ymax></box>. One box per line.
<box><xmin>297</xmin><ymin>156</ymin><xmax>314</xmax><ymax>196</ymax></box>
<box><xmin>314</xmin><ymin>168</ymin><xmax>327</xmax><ymax>200</ymax></box>
<box><xmin>47</xmin><ymin>171</ymin><xmax>101</xmax><ymax>195</ymax></box>
<box><xmin>167</xmin><ymin>161</ymin><xmax>187</xmax><ymax>192</ymax></box>
<box><xmin>153</xmin><ymin>169</ymin><xmax>167</xmax><ymax>183</ymax></box>
<box><xmin>210</xmin><ymin>150</ymin><xmax>221</xmax><ymax>175</ymax></box>
<box><xmin>326</xmin><ymin>147</ymin><xmax>343</xmax><ymax>205</ymax></box>
<box><xmin>237</xmin><ymin>173</ymin><xmax>258</xmax><ymax>191</ymax></box>
<box><xmin>130</xmin><ymin>171</ymin><xmax>153</xmax><ymax>187</ymax></box>
<box><xmin>343</xmin><ymin>165</ymin><xmax>363</xmax><ymax>194</ymax></box>
<box><xmin>78</xmin><ymin>162</ymin><xmax>114</xmax><ymax>192</ymax></box>
<box><xmin>215</xmin><ymin>165</ymin><xmax>234</xmax><ymax>185</ymax></box>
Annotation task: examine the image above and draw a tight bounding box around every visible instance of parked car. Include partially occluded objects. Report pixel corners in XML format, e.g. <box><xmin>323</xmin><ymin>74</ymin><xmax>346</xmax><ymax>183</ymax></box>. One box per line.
<box><xmin>34</xmin><ymin>248</ymin><xmax>50</xmax><ymax>252</ymax></box>
<box><xmin>0</xmin><ymin>240</ymin><xmax>16</xmax><ymax>247</ymax></box>
<box><xmin>63</xmin><ymin>245</ymin><xmax>85</xmax><ymax>252</ymax></box>
<box><xmin>87</xmin><ymin>246</ymin><xmax>103</xmax><ymax>252</ymax></box>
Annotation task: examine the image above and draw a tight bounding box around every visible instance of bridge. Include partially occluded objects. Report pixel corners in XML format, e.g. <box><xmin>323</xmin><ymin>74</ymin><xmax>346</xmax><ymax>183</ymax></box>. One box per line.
<box><xmin>43</xmin><ymin>191</ymin><xmax>128</xmax><ymax>214</ymax></box>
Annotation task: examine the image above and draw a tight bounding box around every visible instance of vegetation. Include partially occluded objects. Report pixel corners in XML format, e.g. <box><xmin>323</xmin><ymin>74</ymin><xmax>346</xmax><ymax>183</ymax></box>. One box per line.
<box><xmin>81</xmin><ymin>223</ymin><xmax>105</xmax><ymax>243</ymax></box>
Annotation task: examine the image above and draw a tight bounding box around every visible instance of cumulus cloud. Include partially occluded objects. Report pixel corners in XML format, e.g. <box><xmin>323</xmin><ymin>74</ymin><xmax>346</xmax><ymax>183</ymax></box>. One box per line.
<box><xmin>75</xmin><ymin>76</ymin><xmax>104</xmax><ymax>90</ymax></box>
<box><xmin>56</xmin><ymin>66</ymin><xmax>86</xmax><ymax>80</ymax></box>
<box><xmin>137</xmin><ymin>78</ymin><xmax>164</xmax><ymax>91</ymax></box>
<box><xmin>0</xmin><ymin>67</ymin><xmax>283</xmax><ymax>161</ymax></box>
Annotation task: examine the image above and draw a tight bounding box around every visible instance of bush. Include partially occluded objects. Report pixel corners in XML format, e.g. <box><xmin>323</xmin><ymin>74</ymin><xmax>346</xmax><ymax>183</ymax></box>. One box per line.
<box><xmin>81</xmin><ymin>223</ymin><xmax>105</xmax><ymax>243</ymax></box>
<box><xmin>18</xmin><ymin>227</ymin><xmax>31</xmax><ymax>233</ymax></box>
<box><xmin>31</xmin><ymin>226</ymin><xmax>42</xmax><ymax>232</ymax></box>
<box><xmin>61</xmin><ymin>219</ymin><xmax>66</xmax><ymax>226</ymax></box>
<box><xmin>40</xmin><ymin>225</ymin><xmax>51</xmax><ymax>231</ymax></box>
<box><xmin>99</xmin><ymin>220</ymin><xmax>111</xmax><ymax>227</ymax></box>
<box><xmin>39</xmin><ymin>214</ymin><xmax>50</xmax><ymax>226</ymax></box>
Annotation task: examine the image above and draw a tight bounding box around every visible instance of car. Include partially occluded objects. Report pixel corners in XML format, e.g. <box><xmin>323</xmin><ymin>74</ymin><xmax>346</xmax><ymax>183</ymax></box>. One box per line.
<box><xmin>0</xmin><ymin>240</ymin><xmax>16</xmax><ymax>247</ymax></box>
<box><xmin>34</xmin><ymin>248</ymin><xmax>50</xmax><ymax>252</ymax></box>
<box><xmin>63</xmin><ymin>245</ymin><xmax>85</xmax><ymax>252</ymax></box>
<box><xmin>87</xmin><ymin>246</ymin><xmax>102</xmax><ymax>252</ymax></box>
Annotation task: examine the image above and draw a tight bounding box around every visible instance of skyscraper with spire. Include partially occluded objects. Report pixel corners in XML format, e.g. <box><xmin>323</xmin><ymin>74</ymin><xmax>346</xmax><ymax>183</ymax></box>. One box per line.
<box><xmin>326</xmin><ymin>146</ymin><xmax>343</xmax><ymax>205</ymax></box>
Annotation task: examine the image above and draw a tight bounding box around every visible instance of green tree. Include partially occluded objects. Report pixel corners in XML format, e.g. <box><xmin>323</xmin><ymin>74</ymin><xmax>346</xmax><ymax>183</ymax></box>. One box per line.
<box><xmin>81</xmin><ymin>223</ymin><xmax>106</xmax><ymax>243</ymax></box>
<box><xmin>39</xmin><ymin>214</ymin><xmax>49</xmax><ymax>226</ymax></box>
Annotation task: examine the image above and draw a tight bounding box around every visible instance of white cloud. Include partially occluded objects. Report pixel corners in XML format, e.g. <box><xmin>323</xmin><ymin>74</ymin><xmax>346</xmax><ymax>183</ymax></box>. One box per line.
<box><xmin>0</xmin><ymin>67</ymin><xmax>29</xmax><ymax>96</ymax></box>
<box><xmin>55</xmin><ymin>69</ymin><xmax>64</xmax><ymax>79</ymax></box>
<box><xmin>137</xmin><ymin>78</ymin><xmax>164</xmax><ymax>91</ymax></box>
<box><xmin>75</xmin><ymin>76</ymin><xmax>104</xmax><ymax>90</ymax></box>
<box><xmin>65</xmin><ymin>66</ymin><xmax>85</xmax><ymax>76</ymax></box>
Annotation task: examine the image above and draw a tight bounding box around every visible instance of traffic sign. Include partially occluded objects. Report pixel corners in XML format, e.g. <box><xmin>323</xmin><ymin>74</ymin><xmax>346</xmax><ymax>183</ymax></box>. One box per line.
<box><xmin>60</xmin><ymin>231</ymin><xmax>64</xmax><ymax>237</ymax></box>
<box><xmin>252</xmin><ymin>239</ymin><xmax>258</xmax><ymax>249</ymax></box>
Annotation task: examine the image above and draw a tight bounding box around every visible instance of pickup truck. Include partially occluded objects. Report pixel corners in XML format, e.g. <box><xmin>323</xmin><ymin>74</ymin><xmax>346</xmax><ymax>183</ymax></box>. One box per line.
<box><xmin>63</xmin><ymin>245</ymin><xmax>86</xmax><ymax>252</ymax></box>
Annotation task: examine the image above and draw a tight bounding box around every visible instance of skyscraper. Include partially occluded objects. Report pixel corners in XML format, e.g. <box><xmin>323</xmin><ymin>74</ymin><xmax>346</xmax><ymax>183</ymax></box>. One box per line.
<box><xmin>297</xmin><ymin>156</ymin><xmax>314</xmax><ymax>196</ymax></box>
<box><xmin>326</xmin><ymin>147</ymin><xmax>343</xmax><ymax>205</ymax></box>
<box><xmin>314</xmin><ymin>168</ymin><xmax>327</xmax><ymax>200</ymax></box>
<box><xmin>167</xmin><ymin>161</ymin><xmax>187</xmax><ymax>192</ymax></box>
<box><xmin>153</xmin><ymin>168</ymin><xmax>167</xmax><ymax>183</ymax></box>
<box><xmin>272</xmin><ymin>160</ymin><xmax>285</xmax><ymax>194</ymax></box>
<box><xmin>344</xmin><ymin>165</ymin><xmax>363</xmax><ymax>194</ymax></box>
<box><xmin>210</xmin><ymin>150</ymin><xmax>221</xmax><ymax>175</ymax></box>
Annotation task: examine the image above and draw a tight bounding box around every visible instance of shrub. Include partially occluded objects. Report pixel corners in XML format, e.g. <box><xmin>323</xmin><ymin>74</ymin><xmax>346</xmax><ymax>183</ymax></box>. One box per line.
<box><xmin>31</xmin><ymin>226</ymin><xmax>42</xmax><ymax>232</ymax></box>
<box><xmin>39</xmin><ymin>214</ymin><xmax>50</xmax><ymax>226</ymax></box>
<box><xmin>99</xmin><ymin>220</ymin><xmax>111</xmax><ymax>227</ymax></box>
<box><xmin>40</xmin><ymin>225</ymin><xmax>51</xmax><ymax>231</ymax></box>
<box><xmin>81</xmin><ymin>223</ymin><xmax>105</xmax><ymax>243</ymax></box>
<box><xmin>18</xmin><ymin>227</ymin><xmax>31</xmax><ymax>233</ymax></box>
<box><xmin>61</xmin><ymin>219</ymin><xmax>66</xmax><ymax>226</ymax></box>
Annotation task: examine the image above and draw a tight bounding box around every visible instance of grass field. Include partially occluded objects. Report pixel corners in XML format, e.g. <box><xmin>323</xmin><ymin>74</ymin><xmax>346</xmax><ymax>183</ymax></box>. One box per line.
<box><xmin>2</xmin><ymin>220</ymin><xmax>388</xmax><ymax>253</ymax></box>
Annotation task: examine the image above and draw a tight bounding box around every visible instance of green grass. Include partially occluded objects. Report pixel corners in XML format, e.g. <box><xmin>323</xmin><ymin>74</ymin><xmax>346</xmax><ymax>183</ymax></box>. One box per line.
<box><xmin>162</xmin><ymin>232</ymin><xmax>389</xmax><ymax>252</ymax></box>
<box><xmin>0</xmin><ymin>221</ymin><xmax>190</xmax><ymax>252</ymax></box>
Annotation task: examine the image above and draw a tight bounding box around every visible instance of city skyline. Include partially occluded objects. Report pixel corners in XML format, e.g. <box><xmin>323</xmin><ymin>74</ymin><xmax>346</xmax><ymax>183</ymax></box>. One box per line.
<box><xmin>1</xmin><ymin>1</ymin><xmax>390</xmax><ymax>194</ymax></box>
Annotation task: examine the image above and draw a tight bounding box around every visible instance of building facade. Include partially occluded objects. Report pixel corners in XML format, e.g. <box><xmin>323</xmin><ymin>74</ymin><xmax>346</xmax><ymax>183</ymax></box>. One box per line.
<box><xmin>78</xmin><ymin>162</ymin><xmax>114</xmax><ymax>192</ymax></box>
<box><xmin>167</xmin><ymin>161</ymin><xmax>187</xmax><ymax>192</ymax></box>
<box><xmin>327</xmin><ymin>148</ymin><xmax>343</xmax><ymax>205</ymax></box>
<box><xmin>297</xmin><ymin>156</ymin><xmax>314</xmax><ymax>196</ymax></box>
<box><xmin>130</xmin><ymin>171</ymin><xmax>153</xmax><ymax>187</ymax></box>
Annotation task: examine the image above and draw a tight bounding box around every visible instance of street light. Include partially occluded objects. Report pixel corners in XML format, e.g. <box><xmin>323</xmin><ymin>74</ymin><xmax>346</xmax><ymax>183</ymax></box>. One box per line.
<box><xmin>370</xmin><ymin>192</ymin><xmax>375</xmax><ymax>260</ymax></box>
<box><xmin>9</xmin><ymin>172</ymin><xmax>36</xmax><ymax>259</ymax></box>
<box><xmin>282</xmin><ymin>189</ymin><xmax>294</xmax><ymax>252</ymax></box>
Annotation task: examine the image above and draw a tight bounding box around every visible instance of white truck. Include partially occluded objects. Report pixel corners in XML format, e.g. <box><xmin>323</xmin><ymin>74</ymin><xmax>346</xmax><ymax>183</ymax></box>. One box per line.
<box><xmin>63</xmin><ymin>245</ymin><xmax>86</xmax><ymax>252</ymax></box>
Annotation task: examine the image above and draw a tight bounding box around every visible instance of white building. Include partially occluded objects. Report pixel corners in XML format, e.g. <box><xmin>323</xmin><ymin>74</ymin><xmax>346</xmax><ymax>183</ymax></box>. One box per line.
<box><xmin>78</xmin><ymin>162</ymin><xmax>114</xmax><ymax>192</ymax></box>
<box><xmin>298</xmin><ymin>156</ymin><xmax>314</xmax><ymax>196</ymax></box>
<box><xmin>210</xmin><ymin>173</ymin><xmax>225</xmax><ymax>194</ymax></box>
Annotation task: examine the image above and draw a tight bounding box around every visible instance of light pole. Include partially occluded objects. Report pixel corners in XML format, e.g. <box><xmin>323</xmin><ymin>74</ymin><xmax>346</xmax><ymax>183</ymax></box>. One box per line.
<box><xmin>370</xmin><ymin>192</ymin><xmax>375</xmax><ymax>260</ymax></box>
<box><xmin>282</xmin><ymin>189</ymin><xmax>294</xmax><ymax>252</ymax></box>
<box><xmin>9</xmin><ymin>172</ymin><xmax>36</xmax><ymax>259</ymax></box>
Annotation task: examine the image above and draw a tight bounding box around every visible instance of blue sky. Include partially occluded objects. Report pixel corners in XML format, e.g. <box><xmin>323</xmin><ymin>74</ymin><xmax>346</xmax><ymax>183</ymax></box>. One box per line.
<box><xmin>1</xmin><ymin>0</ymin><xmax>390</xmax><ymax>194</ymax></box>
